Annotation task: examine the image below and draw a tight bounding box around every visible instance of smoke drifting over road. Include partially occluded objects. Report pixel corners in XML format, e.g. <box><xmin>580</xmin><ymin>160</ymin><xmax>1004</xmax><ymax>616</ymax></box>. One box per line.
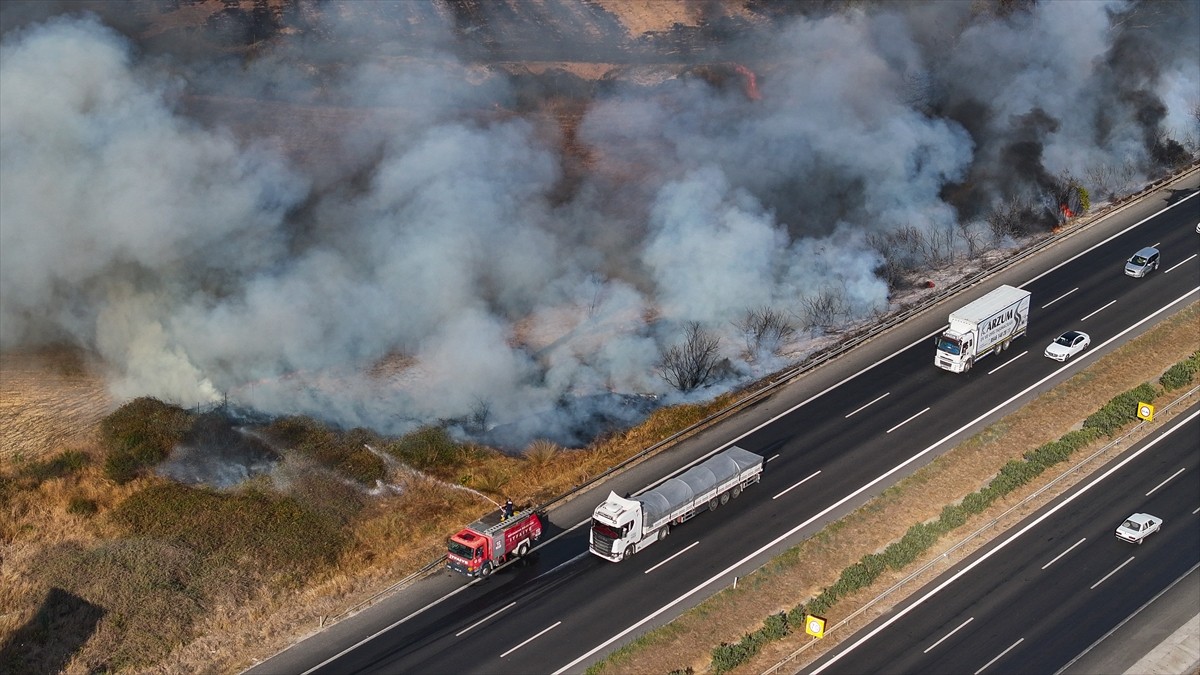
<box><xmin>1</xmin><ymin>2</ymin><xmax>1196</xmax><ymax>448</ymax></box>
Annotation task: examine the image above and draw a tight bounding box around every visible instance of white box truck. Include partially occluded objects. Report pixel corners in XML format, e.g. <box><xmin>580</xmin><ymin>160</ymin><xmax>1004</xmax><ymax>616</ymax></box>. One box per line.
<box><xmin>589</xmin><ymin>446</ymin><xmax>764</xmax><ymax>562</ymax></box>
<box><xmin>934</xmin><ymin>285</ymin><xmax>1031</xmax><ymax>373</ymax></box>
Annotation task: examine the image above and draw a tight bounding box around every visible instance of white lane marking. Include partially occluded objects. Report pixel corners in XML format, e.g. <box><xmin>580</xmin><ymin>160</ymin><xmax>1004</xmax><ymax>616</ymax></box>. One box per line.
<box><xmin>1042</xmin><ymin>288</ymin><xmax>1078</xmax><ymax>309</ymax></box>
<box><xmin>807</xmin><ymin>404</ymin><xmax>1200</xmax><ymax>675</ymax></box>
<box><xmin>1193</xmin><ymin>506</ymin><xmax>1199</xmax><ymax>515</ymax></box>
<box><xmin>1026</xmin><ymin>191</ymin><xmax>1198</xmax><ymax>287</ymax></box>
<box><xmin>846</xmin><ymin>393</ymin><xmax>890</xmax><ymax>418</ymax></box>
<box><xmin>1163</xmin><ymin>253</ymin><xmax>1197</xmax><ymax>274</ymax></box>
<box><xmin>975</xmin><ymin>638</ymin><xmax>1024</xmax><ymax>674</ymax></box>
<box><xmin>773</xmin><ymin>471</ymin><xmax>821</xmax><ymax>500</ymax></box>
<box><xmin>767</xmin><ymin>454</ymin><xmax>780</xmax><ymax>463</ymax></box>
<box><xmin>501</xmin><ymin>621</ymin><xmax>561</xmax><ymax>658</ymax></box>
<box><xmin>456</xmin><ymin>602</ymin><xmax>516</xmax><ymax>637</ymax></box>
<box><xmin>924</xmin><ymin>616</ymin><xmax>973</xmax><ymax>654</ymax></box>
<box><xmin>1090</xmin><ymin>556</ymin><xmax>1135</xmax><ymax>590</ymax></box>
<box><xmin>300</xmin><ymin>580</ymin><xmax>476</xmax><ymax>674</ymax></box>
<box><xmin>887</xmin><ymin>407</ymin><xmax>930</xmax><ymax>434</ymax></box>
<box><xmin>645</xmin><ymin>542</ymin><xmax>699</xmax><ymax>574</ymax></box>
<box><xmin>987</xmin><ymin>351</ymin><xmax>1026</xmax><ymax>375</ymax></box>
<box><xmin>1058</xmin><ymin>562</ymin><xmax>1200</xmax><ymax>674</ymax></box>
<box><xmin>1081</xmin><ymin>300</ymin><xmax>1116</xmax><ymax>321</ymax></box>
<box><xmin>1147</xmin><ymin>467</ymin><xmax>1186</xmax><ymax>496</ymax></box>
<box><xmin>557</xmin><ymin>291</ymin><xmax>1199</xmax><ymax>675</ymax></box>
<box><xmin>1041</xmin><ymin>538</ymin><xmax>1087</xmax><ymax>570</ymax></box>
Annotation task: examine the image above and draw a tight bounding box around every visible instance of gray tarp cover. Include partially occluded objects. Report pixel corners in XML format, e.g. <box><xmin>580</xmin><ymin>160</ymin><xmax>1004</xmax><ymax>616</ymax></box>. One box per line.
<box><xmin>638</xmin><ymin>446</ymin><xmax>762</xmax><ymax>525</ymax></box>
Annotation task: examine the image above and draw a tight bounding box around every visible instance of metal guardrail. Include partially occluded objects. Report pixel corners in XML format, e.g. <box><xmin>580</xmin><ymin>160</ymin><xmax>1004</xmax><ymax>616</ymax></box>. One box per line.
<box><xmin>326</xmin><ymin>162</ymin><xmax>1200</xmax><ymax>623</ymax></box>
<box><xmin>761</xmin><ymin>383</ymin><xmax>1200</xmax><ymax>675</ymax></box>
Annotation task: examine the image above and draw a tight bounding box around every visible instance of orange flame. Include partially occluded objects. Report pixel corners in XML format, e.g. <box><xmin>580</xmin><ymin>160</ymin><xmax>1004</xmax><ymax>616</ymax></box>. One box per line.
<box><xmin>733</xmin><ymin>64</ymin><xmax>761</xmax><ymax>101</ymax></box>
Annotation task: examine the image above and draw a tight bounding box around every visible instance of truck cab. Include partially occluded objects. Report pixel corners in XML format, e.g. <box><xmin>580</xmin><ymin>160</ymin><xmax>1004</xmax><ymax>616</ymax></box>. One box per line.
<box><xmin>446</xmin><ymin>530</ymin><xmax>492</xmax><ymax>576</ymax></box>
<box><xmin>590</xmin><ymin>492</ymin><xmax>643</xmax><ymax>561</ymax></box>
<box><xmin>935</xmin><ymin>329</ymin><xmax>974</xmax><ymax>372</ymax></box>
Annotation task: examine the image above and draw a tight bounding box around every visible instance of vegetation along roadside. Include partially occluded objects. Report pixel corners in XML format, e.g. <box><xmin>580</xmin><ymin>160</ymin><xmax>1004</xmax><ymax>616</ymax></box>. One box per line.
<box><xmin>587</xmin><ymin>301</ymin><xmax>1200</xmax><ymax>675</ymax></box>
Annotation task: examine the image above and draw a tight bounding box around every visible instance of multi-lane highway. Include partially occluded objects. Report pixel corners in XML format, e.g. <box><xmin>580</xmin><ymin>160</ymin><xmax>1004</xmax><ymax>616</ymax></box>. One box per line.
<box><xmin>805</xmin><ymin>404</ymin><xmax>1199</xmax><ymax>675</ymax></box>
<box><xmin>252</xmin><ymin>175</ymin><xmax>1200</xmax><ymax>675</ymax></box>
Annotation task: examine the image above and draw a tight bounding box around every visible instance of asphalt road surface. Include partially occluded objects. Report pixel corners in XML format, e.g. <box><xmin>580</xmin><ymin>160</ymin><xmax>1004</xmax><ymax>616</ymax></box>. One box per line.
<box><xmin>804</xmin><ymin>404</ymin><xmax>1200</xmax><ymax>675</ymax></box>
<box><xmin>250</xmin><ymin>174</ymin><xmax>1200</xmax><ymax>675</ymax></box>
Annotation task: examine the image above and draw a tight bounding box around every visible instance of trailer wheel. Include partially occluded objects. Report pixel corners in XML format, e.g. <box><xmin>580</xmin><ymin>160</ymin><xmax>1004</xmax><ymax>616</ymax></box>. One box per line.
<box><xmin>708</xmin><ymin>497</ymin><xmax>720</xmax><ymax>511</ymax></box>
<box><xmin>731</xmin><ymin>485</ymin><xmax>742</xmax><ymax>499</ymax></box>
<box><xmin>719</xmin><ymin>491</ymin><xmax>731</xmax><ymax>506</ymax></box>
<box><xmin>658</xmin><ymin>526</ymin><xmax>670</xmax><ymax>542</ymax></box>
<box><xmin>1003</xmin><ymin>340</ymin><xmax>1011</xmax><ymax>351</ymax></box>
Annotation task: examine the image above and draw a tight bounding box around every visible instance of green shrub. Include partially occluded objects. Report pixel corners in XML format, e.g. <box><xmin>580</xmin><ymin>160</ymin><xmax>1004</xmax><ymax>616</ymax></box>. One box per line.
<box><xmin>21</xmin><ymin>450</ymin><xmax>89</xmax><ymax>483</ymax></box>
<box><xmin>112</xmin><ymin>483</ymin><xmax>345</xmax><ymax>580</ymax></box>
<box><xmin>961</xmin><ymin>490</ymin><xmax>993</xmax><ymax>514</ymax></box>
<box><xmin>763</xmin><ymin>611</ymin><xmax>791</xmax><ymax>639</ymax></box>
<box><xmin>1083</xmin><ymin>383</ymin><xmax>1159</xmax><ymax>437</ymax></box>
<box><xmin>263</xmin><ymin>417</ymin><xmax>387</xmax><ymax>485</ymax></box>
<box><xmin>711</xmin><ymin>642</ymin><xmax>748</xmax><ymax>674</ymax></box>
<box><xmin>938</xmin><ymin>503</ymin><xmax>968</xmax><ymax>531</ymax></box>
<box><xmin>989</xmin><ymin>459</ymin><xmax>1044</xmax><ymax>496</ymax></box>
<box><xmin>385</xmin><ymin>426</ymin><xmax>474</xmax><ymax>477</ymax></box>
<box><xmin>1160</xmin><ymin>352</ymin><xmax>1199</xmax><ymax>390</ymax></box>
<box><xmin>100</xmin><ymin>398</ymin><xmax>193</xmax><ymax>483</ymax></box>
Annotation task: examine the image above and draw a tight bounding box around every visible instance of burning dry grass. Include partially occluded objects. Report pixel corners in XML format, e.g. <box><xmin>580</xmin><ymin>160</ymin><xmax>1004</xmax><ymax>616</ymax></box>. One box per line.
<box><xmin>0</xmin><ymin>355</ymin><xmax>742</xmax><ymax>673</ymax></box>
<box><xmin>589</xmin><ymin>302</ymin><xmax>1200</xmax><ymax>675</ymax></box>
<box><xmin>2</xmin><ymin>299</ymin><xmax>1191</xmax><ymax>674</ymax></box>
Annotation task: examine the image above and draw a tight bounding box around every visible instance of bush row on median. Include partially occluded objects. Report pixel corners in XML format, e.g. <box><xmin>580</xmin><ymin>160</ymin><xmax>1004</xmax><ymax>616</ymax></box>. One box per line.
<box><xmin>705</xmin><ymin>352</ymin><xmax>1197</xmax><ymax>674</ymax></box>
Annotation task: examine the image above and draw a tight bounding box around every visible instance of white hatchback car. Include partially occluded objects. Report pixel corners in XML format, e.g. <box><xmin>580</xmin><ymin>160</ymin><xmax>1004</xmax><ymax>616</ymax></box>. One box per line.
<box><xmin>1044</xmin><ymin>331</ymin><xmax>1091</xmax><ymax>361</ymax></box>
<box><xmin>1116</xmin><ymin>513</ymin><xmax>1162</xmax><ymax>544</ymax></box>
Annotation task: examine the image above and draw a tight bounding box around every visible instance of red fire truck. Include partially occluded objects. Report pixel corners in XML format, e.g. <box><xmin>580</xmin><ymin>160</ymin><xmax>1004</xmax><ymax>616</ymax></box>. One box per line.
<box><xmin>446</xmin><ymin>507</ymin><xmax>542</xmax><ymax>578</ymax></box>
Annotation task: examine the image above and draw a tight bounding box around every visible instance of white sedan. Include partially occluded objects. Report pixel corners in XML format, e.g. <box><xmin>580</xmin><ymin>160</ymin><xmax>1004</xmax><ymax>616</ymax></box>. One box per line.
<box><xmin>1116</xmin><ymin>513</ymin><xmax>1162</xmax><ymax>544</ymax></box>
<box><xmin>1044</xmin><ymin>330</ymin><xmax>1091</xmax><ymax>361</ymax></box>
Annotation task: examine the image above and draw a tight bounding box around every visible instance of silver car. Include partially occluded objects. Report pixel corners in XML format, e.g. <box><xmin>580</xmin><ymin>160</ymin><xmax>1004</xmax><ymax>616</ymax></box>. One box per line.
<box><xmin>1125</xmin><ymin>246</ymin><xmax>1160</xmax><ymax>277</ymax></box>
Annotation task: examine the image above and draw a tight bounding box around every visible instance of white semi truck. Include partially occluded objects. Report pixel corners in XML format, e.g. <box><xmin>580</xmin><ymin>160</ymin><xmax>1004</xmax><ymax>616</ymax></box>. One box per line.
<box><xmin>934</xmin><ymin>284</ymin><xmax>1031</xmax><ymax>373</ymax></box>
<box><xmin>589</xmin><ymin>446</ymin><xmax>764</xmax><ymax>562</ymax></box>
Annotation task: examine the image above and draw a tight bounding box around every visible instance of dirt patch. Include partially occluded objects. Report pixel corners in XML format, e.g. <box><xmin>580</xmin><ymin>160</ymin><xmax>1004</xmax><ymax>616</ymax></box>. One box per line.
<box><xmin>591</xmin><ymin>302</ymin><xmax>1200</xmax><ymax>675</ymax></box>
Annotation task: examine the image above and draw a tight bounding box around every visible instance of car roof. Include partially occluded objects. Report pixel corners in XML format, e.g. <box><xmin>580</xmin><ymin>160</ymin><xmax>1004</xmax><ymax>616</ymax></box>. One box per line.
<box><xmin>1133</xmin><ymin>246</ymin><xmax>1159</xmax><ymax>257</ymax></box>
<box><xmin>1125</xmin><ymin>513</ymin><xmax>1155</xmax><ymax>524</ymax></box>
<box><xmin>1060</xmin><ymin>330</ymin><xmax>1083</xmax><ymax>339</ymax></box>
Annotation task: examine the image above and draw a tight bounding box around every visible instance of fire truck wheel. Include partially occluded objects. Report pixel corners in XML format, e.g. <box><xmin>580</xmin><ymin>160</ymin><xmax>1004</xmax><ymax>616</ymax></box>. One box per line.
<box><xmin>719</xmin><ymin>492</ymin><xmax>731</xmax><ymax>505</ymax></box>
<box><xmin>479</xmin><ymin>562</ymin><xmax>492</xmax><ymax>577</ymax></box>
<box><xmin>658</xmin><ymin>526</ymin><xmax>670</xmax><ymax>542</ymax></box>
<box><xmin>731</xmin><ymin>485</ymin><xmax>742</xmax><ymax>499</ymax></box>
<box><xmin>708</xmin><ymin>497</ymin><xmax>720</xmax><ymax>511</ymax></box>
<box><xmin>517</xmin><ymin>542</ymin><xmax>529</xmax><ymax>558</ymax></box>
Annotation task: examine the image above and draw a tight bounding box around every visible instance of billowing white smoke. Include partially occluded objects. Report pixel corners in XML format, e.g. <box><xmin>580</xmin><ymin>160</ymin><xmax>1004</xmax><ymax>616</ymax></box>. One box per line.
<box><xmin>0</xmin><ymin>17</ymin><xmax>306</xmax><ymax>404</ymax></box>
<box><xmin>1</xmin><ymin>3</ymin><xmax>1195</xmax><ymax>449</ymax></box>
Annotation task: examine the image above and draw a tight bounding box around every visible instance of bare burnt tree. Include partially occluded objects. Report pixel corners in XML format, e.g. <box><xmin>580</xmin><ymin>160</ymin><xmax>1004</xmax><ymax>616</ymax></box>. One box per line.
<box><xmin>956</xmin><ymin>219</ymin><xmax>988</xmax><ymax>259</ymax></box>
<box><xmin>796</xmin><ymin>287</ymin><xmax>851</xmax><ymax>331</ymax></box>
<box><xmin>867</xmin><ymin>226</ymin><xmax>926</xmax><ymax>290</ymax></box>
<box><xmin>920</xmin><ymin>225</ymin><xmax>956</xmax><ymax>268</ymax></box>
<box><xmin>657</xmin><ymin>321</ymin><xmax>722</xmax><ymax>392</ymax></box>
<box><xmin>986</xmin><ymin>194</ymin><xmax>1038</xmax><ymax>243</ymax></box>
<box><xmin>735</xmin><ymin>306</ymin><xmax>796</xmax><ymax>359</ymax></box>
<box><xmin>467</xmin><ymin>398</ymin><xmax>491</xmax><ymax>434</ymax></box>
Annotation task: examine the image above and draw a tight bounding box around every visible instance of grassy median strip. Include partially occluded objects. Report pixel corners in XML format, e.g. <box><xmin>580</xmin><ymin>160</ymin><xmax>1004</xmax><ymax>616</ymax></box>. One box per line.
<box><xmin>587</xmin><ymin>302</ymin><xmax>1200</xmax><ymax>675</ymax></box>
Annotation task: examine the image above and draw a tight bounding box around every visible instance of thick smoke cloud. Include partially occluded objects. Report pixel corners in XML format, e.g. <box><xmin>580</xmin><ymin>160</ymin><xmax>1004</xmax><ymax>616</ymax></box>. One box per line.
<box><xmin>1</xmin><ymin>2</ymin><xmax>1196</xmax><ymax>449</ymax></box>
